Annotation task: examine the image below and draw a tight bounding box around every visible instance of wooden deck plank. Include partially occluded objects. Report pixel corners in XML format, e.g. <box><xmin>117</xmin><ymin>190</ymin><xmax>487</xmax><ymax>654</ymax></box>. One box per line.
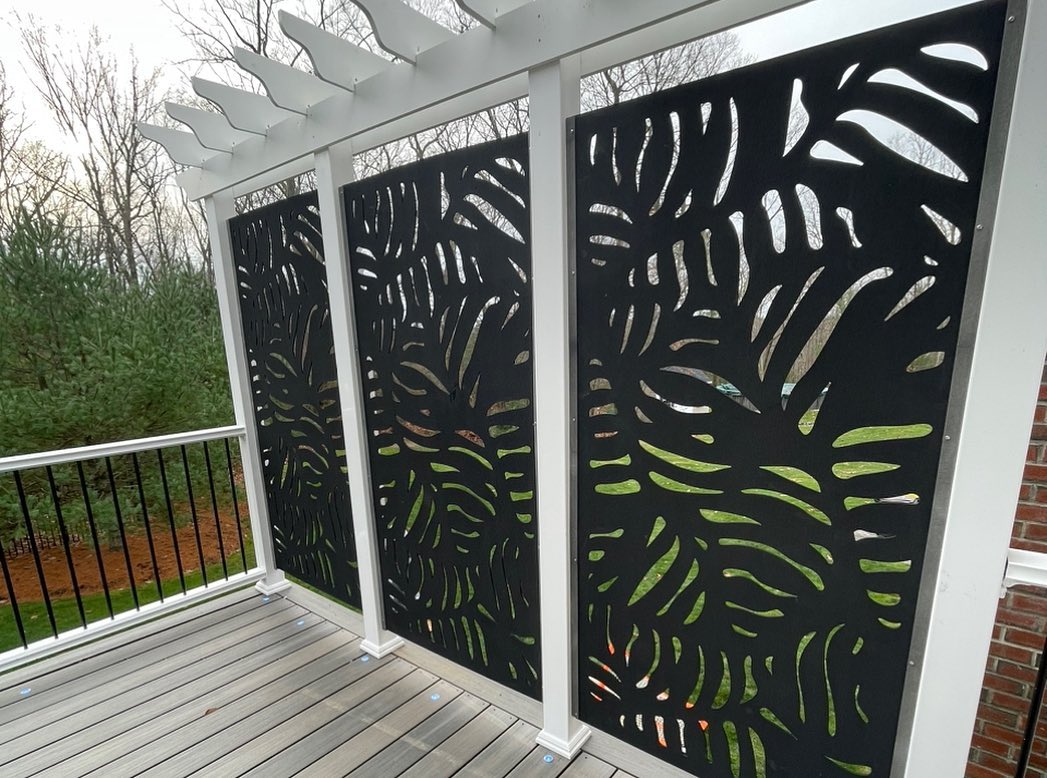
<box><xmin>169</xmin><ymin>660</ymin><xmax>422</xmax><ymax>777</ymax></box>
<box><xmin>611</xmin><ymin>771</ymin><xmax>639</xmax><ymax>777</ymax></box>
<box><xmin>0</xmin><ymin>595</ymin><xmax>291</xmax><ymax>726</ymax></box>
<box><xmin>287</xmin><ymin>677</ymin><xmax>461</xmax><ymax>777</ymax></box>
<box><xmin>78</xmin><ymin>638</ymin><xmax>381</xmax><ymax>778</ymax></box>
<box><xmin>506</xmin><ymin>745</ymin><xmax>574</xmax><ymax>777</ymax></box>
<box><xmin>347</xmin><ymin>692</ymin><xmax>488</xmax><ymax>776</ymax></box>
<box><xmin>0</xmin><ymin>584</ymin><xmax>262</xmax><ymax>697</ymax></box>
<box><xmin>445</xmin><ymin>718</ymin><xmax>540</xmax><ymax>778</ymax></box>
<box><xmin>0</xmin><ymin>607</ymin><xmax>320</xmax><ymax>765</ymax></box>
<box><xmin>559</xmin><ymin>753</ymin><xmax>618</xmax><ymax>778</ymax></box>
<box><xmin>33</xmin><ymin>629</ymin><xmax>357</xmax><ymax>778</ymax></box>
<box><xmin>397</xmin><ymin>704</ymin><xmax>517</xmax><ymax>778</ymax></box>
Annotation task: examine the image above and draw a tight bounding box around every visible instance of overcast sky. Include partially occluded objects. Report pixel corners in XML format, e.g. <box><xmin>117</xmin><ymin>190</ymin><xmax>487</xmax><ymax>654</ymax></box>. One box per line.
<box><xmin>0</xmin><ymin>0</ymin><xmax>975</xmax><ymax>147</ymax></box>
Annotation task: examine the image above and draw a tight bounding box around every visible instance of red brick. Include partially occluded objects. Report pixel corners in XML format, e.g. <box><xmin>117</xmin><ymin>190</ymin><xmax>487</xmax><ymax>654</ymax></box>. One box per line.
<box><xmin>990</xmin><ymin>642</ymin><xmax>1036</xmax><ymax>666</ymax></box>
<box><xmin>971</xmin><ymin>733</ymin><xmax>1015</xmax><ymax>759</ymax></box>
<box><xmin>973</xmin><ymin>748</ymin><xmax>1018</xmax><ymax>773</ymax></box>
<box><xmin>966</xmin><ymin>764</ymin><xmax>1010</xmax><ymax>778</ymax></box>
<box><xmin>983</xmin><ymin>674</ymin><xmax>1026</xmax><ymax>696</ymax></box>
<box><xmin>1021</xmin><ymin>484</ymin><xmax>1037</xmax><ymax>501</ymax></box>
<box><xmin>1025</xmin><ymin>524</ymin><xmax>1047</xmax><ymax>542</ymax></box>
<box><xmin>1004</xmin><ymin>627</ymin><xmax>1046</xmax><ymax>648</ymax></box>
<box><xmin>998</xmin><ymin>609</ymin><xmax>1044</xmax><ymax>631</ymax></box>
<box><xmin>1026</xmin><ymin>463</ymin><xmax>1047</xmax><ymax>483</ymax></box>
<box><xmin>1017</xmin><ymin>504</ymin><xmax>1047</xmax><ymax>524</ymax></box>
<box><xmin>977</xmin><ymin>703</ymin><xmax>1022</xmax><ymax>728</ymax></box>
<box><xmin>987</xmin><ymin>690</ymin><xmax>1036</xmax><ymax>712</ymax></box>
<box><xmin>984</xmin><ymin>722</ymin><xmax>1028</xmax><ymax>747</ymax></box>
<box><xmin>998</xmin><ymin>662</ymin><xmax>1039</xmax><ymax>684</ymax></box>
<box><xmin>1032</xmin><ymin>423</ymin><xmax>1047</xmax><ymax>444</ymax></box>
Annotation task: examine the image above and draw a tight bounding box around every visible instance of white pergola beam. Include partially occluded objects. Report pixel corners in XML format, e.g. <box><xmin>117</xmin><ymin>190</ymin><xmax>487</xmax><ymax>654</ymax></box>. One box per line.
<box><xmin>279</xmin><ymin>11</ymin><xmax>391</xmax><ymax>91</ymax></box>
<box><xmin>233</xmin><ymin>47</ymin><xmax>348</xmax><ymax>113</ymax></box>
<box><xmin>136</xmin><ymin>123</ymin><xmax>223</xmax><ymax>167</ymax></box>
<box><xmin>454</xmin><ymin>0</ymin><xmax>531</xmax><ymax>29</ymax></box>
<box><xmin>350</xmin><ymin>0</ymin><xmax>454</xmax><ymax>62</ymax></box>
<box><xmin>166</xmin><ymin>102</ymin><xmax>257</xmax><ymax>152</ymax></box>
<box><xmin>193</xmin><ymin>77</ymin><xmax>299</xmax><ymax>133</ymax></box>
<box><xmin>178</xmin><ymin>0</ymin><xmax>811</xmax><ymax>199</ymax></box>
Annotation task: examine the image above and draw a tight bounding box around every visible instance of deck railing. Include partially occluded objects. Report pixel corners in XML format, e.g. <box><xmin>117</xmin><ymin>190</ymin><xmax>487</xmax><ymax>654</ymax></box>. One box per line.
<box><xmin>0</xmin><ymin>425</ymin><xmax>265</xmax><ymax>671</ymax></box>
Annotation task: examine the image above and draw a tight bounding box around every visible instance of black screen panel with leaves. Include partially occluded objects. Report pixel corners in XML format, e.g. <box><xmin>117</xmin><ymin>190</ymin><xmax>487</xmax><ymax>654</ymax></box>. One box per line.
<box><xmin>573</xmin><ymin>3</ymin><xmax>1007</xmax><ymax>775</ymax></box>
<box><xmin>343</xmin><ymin>135</ymin><xmax>541</xmax><ymax>698</ymax></box>
<box><xmin>230</xmin><ymin>191</ymin><xmax>361</xmax><ymax>608</ymax></box>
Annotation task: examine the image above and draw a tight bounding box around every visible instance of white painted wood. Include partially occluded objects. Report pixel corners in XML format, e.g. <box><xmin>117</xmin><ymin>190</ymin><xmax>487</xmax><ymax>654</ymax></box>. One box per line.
<box><xmin>136</xmin><ymin>123</ymin><xmax>222</xmax><ymax>167</ymax></box>
<box><xmin>313</xmin><ymin>141</ymin><xmax>403</xmax><ymax>660</ymax></box>
<box><xmin>176</xmin><ymin>0</ymin><xmax>812</xmax><ymax>198</ymax></box>
<box><xmin>166</xmin><ymin>103</ymin><xmax>256</xmax><ymax>152</ymax></box>
<box><xmin>0</xmin><ymin>425</ymin><xmax>245</xmax><ymax>474</ymax></box>
<box><xmin>903</xmin><ymin>3</ymin><xmax>1047</xmax><ymax>775</ymax></box>
<box><xmin>529</xmin><ymin>54</ymin><xmax>590</xmax><ymax>761</ymax></box>
<box><xmin>350</xmin><ymin>0</ymin><xmax>453</xmax><ymax>63</ymax></box>
<box><xmin>1004</xmin><ymin>548</ymin><xmax>1047</xmax><ymax>589</ymax></box>
<box><xmin>279</xmin><ymin>11</ymin><xmax>391</xmax><ymax>91</ymax></box>
<box><xmin>454</xmin><ymin>0</ymin><xmax>531</xmax><ymax>29</ymax></box>
<box><xmin>205</xmin><ymin>192</ymin><xmax>286</xmax><ymax>592</ymax></box>
<box><xmin>193</xmin><ymin>77</ymin><xmax>297</xmax><ymax>134</ymax></box>
<box><xmin>0</xmin><ymin>573</ymin><xmax>263</xmax><ymax>675</ymax></box>
<box><xmin>233</xmin><ymin>47</ymin><xmax>348</xmax><ymax>113</ymax></box>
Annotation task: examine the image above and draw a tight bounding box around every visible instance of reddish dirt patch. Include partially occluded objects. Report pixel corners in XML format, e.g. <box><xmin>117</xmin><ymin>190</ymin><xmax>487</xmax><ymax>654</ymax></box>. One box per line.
<box><xmin>0</xmin><ymin>506</ymin><xmax>249</xmax><ymax>603</ymax></box>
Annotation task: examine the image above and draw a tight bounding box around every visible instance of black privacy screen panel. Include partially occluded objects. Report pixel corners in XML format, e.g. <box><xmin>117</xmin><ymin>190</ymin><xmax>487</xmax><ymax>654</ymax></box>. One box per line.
<box><xmin>573</xmin><ymin>3</ymin><xmax>1007</xmax><ymax>775</ymax></box>
<box><xmin>230</xmin><ymin>191</ymin><xmax>361</xmax><ymax>608</ymax></box>
<box><xmin>343</xmin><ymin>135</ymin><xmax>541</xmax><ymax>697</ymax></box>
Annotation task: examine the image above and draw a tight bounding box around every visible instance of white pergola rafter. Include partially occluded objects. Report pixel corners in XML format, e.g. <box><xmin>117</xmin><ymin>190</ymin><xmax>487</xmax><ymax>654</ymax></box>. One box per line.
<box><xmin>138</xmin><ymin>0</ymin><xmax>812</xmax><ymax>200</ymax></box>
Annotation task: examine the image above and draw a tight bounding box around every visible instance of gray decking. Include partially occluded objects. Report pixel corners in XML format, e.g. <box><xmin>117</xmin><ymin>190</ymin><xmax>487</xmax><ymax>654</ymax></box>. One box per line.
<box><xmin>0</xmin><ymin>587</ymin><xmax>631</xmax><ymax>777</ymax></box>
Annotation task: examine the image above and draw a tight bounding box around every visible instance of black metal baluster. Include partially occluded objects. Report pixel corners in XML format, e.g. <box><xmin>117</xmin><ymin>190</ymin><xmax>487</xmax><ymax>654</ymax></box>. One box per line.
<box><xmin>131</xmin><ymin>453</ymin><xmax>164</xmax><ymax>603</ymax></box>
<box><xmin>45</xmin><ymin>466</ymin><xmax>86</xmax><ymax>630</ymax></box>
<box><xmin>77</xmin><ymin>462</ymin><xmax>113</xmax><ymax>619</ymax></box>
<box><xmin>13</xmin><ymin>472</ymin><xmax>57</xmax><ymax>638</ymax></box>
<box><xmin>0</xmin><ymin>535</ymin><xmax>26</xmax><ymax>648</ymax></box>
<box><xmin>1016</xmin><ymin>630</ymin><xmax>1047</xmax><ymax>777</ymax></box>
<box><xmin>156</xmin><ymin>450</ymin><xmax>186</xmax><ymax>595</ymax></box>
<box><xmin>202</xmin><ymin>442</ymin><xmax>229</xmax><ymax>580</ymax></box>
<box><xmin>104</xmin><ymin>456</ymin><xmax>139</xmax><ymax>611</ymax></box>
<box><xmin>180</xmin><ymin>445</ymin><xmax>208</xmax><ymax>587</ymax></box>
<box><xmin>223</xmin><ymin>439</ymin><xmax>249</xmax><ymax>574</ymax></box>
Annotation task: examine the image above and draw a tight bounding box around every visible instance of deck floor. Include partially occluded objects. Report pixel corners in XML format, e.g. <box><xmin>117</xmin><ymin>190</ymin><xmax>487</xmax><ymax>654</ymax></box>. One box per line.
<box><xmin>0</xmin><ymin>587</ymin><xmax>628</xmax><ymax>777</ymax></box>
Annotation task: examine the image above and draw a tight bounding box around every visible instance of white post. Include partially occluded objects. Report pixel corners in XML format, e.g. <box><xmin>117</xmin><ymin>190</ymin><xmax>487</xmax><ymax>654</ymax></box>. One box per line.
<box><xmin>314</xmin><ymin>142</ymin><xmax>404</xmax><ymax>658</ymax></box>
<box><xmin>903</xmin><ymin>3</ymin><xmax>1047</xmax><ymax>775</ymax></box>
<box><xmin>529</xmin><ymin>55</ymin><xmax>591</xmax><ymax>759</ymax></box>
<box><xmin>205</xmin><ymin>191</ymin><xmax>288</xmax><ymax>594</ymax></box>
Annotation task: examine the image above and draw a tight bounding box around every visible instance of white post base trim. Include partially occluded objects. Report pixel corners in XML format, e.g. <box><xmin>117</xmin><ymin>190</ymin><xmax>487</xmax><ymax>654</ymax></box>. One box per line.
<box><xmin>361</xmin><ymin>635</ymin><xmax>405</xmax><ymax>658</ymax></box>
<box><xmin>255</xmin><ymin>572</ymin><xmax>291</xmax><ymax>596</ymax></box>
<box><xmin>536</xmin><ymin>723</ymin><xmax>592</xmax><ymax>760</ymax></box>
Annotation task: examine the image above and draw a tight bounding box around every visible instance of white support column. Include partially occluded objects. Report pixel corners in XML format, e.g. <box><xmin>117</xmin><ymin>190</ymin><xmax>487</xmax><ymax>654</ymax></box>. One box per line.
<box><xmin>903</xmin><ymin>3</ymin><xmax>1047</xmax><ymax>775</ymax></box>
<box><xmin>529</xmin><ymin>55</ymin><xmax>591</xmax><ymax>759</ymax></box>
<box><xmin>314</xmin><ymin>142</ymin><xmax>404</xmax><ymax>659</ymax></box>
<box><xmin>205</xmin><ymin>192</ymin><xmax>288</xmax><ymax>595</ymax></box>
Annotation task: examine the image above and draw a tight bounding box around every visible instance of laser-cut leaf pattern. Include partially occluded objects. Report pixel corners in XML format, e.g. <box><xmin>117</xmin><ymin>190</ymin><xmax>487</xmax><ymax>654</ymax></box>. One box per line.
<box><xmin>574</xmin><ymin>4</ymin><xmax>1007</xmax><ymax>774</ymax></box>
<box><xmin>344</xmin><ymin>135</ymin><xmax>541</xmax><ymax>697</ymax></box>
<box><xmin>231</xmin><ymin>191</ymin><xmax>361</xmax><ymax>607</ymax></box>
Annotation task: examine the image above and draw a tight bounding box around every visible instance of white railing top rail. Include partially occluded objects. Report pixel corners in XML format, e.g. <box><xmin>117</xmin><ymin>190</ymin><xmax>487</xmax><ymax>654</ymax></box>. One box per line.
<box><xmin>139</xmin><ymin>0</ymin><xmax>811</xmax><ymax>200</ymax></box>
<box><xmin>0</xmin><ymin>425</ymin><xmax>246</xmax><ymax>475</ymax></box>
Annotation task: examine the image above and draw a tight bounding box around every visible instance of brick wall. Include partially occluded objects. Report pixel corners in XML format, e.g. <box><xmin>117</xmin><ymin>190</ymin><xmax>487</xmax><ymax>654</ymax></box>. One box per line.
<box><xmin>967</xmin><ymin>362</ymin><xmax>1047</xmax><ymax>777</ymax></box>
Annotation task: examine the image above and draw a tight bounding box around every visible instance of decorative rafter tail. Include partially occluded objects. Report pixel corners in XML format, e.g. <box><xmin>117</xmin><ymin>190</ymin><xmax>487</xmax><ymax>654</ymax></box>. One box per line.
<box><xmin>136</xmin><ymin>123</ymin><xmax>224</xmax><ymax>167</ymax></box>
<box><xmin>278</xmin><ymin>11</ymin><xmax>391</xmax><ymax>92</ymax></box>
<box><xmin>454</xmin><ymin>0</ymin><xmax>531</xmax><ymax>29</ymax></box>
<box><xmin>165</xmin><ymin>102</ymin><xmax>256</xmax><ymax>152</ymax></box>
<box><xmin>349</xmin><ymin>0</ymin><xmax>454</xmax><ymax>63</ymax></box>
<box><xmin>232</xmin><ymin>47</ymin><xmax>348</xmax><ymax>114</ymax></box>
<box><xmin>191</xmin><ymin>77</ymin><xmax>297</xmax><ymax>135</ymax></box>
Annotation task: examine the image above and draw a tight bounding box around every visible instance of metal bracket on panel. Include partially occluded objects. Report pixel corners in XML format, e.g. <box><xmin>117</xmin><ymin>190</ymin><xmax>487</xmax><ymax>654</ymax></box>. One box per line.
<box><xmin>361</xmin><ymin>634</ymin><xmax>406</xmax><ymax>659</ymax></box>
<box><xmin>536</xmin><ymin>724</ymin><xmax>593</xmax><ymax>760</ymax></box>
<box><xmin>135</xmin><ymin>123</ymin><xmax>224</xmax><ymax>167</ymax></box>
<box><xmin>165</xmin><ymin>102</ymin><xmax>257</xmax><ymax>152</ymax></box>
<box><xmin>349</xmin><ymin>0</ymin><xmax>454</xmax><ymax>63</ymax></box>
<box><xmin>279</xmin><ymin>11</ymin><xmax>391</xmax><ymax>92</ymax></box>
<box><xmin>233</xmin><ymin>47</ymin><xmax>348</xmax><ymax>114</ymax></box>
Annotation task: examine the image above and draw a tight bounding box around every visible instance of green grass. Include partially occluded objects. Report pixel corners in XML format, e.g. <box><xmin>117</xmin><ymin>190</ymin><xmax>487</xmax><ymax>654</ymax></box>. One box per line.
<box><xmin>0</xmin><ymin>539</ymin><xmax>253</xmax><ymax>653</ymax></box>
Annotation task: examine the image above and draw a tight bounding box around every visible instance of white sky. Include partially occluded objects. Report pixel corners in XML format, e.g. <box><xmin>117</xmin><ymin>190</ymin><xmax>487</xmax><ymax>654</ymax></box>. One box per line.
<box><xmin>0</xmin><ymin>0</ymin><xmax>974</xmax><ymax>148</ymax></box>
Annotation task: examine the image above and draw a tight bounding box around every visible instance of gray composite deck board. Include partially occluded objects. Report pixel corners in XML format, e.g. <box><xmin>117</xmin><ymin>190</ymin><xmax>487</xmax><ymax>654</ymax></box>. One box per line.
<box><xmin>397</xmin><ymin>704</ymin><xmax>517</xmax><ymax>778</ymax></box>
<box><xmin>0</xmin><ymin>603</ymin><xmax>313</xmax><ymax>762</ymax></box>
<box><xmin>0</xmin><ymin>584</ymin><xmax>261</xmax><ymax>699</ymax></box>
<box><xmin>35</xmin><ymin>628</ymin><xmax>357</xmax><ymax>778</ymax></box>
<box><xmin>454</xmin><ymin>718</ymin><xmax>544</xmax><ymax>778</ymax></box>
<box><xmin>347</xmin><ymin>692</ymin><xmax>488</xmax><ymax>776</ymax></box>
<box><xmin>196</xmin><ymin>661</ymin><xmax>427</xmax><ymax>777</ymax></box>
<box><xmin>0</xmin><ymin>590</ymin><xmax>640</xmax><ymax>778</ymax></box>
<box><xmin>0</xmin><ymin>592</ymin><xmax>275</xmax><ymax>723</ymax></box>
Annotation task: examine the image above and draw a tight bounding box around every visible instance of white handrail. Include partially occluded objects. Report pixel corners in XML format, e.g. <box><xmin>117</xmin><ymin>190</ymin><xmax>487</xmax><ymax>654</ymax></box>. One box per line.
<box><xmin>1004</xmin><ymin>547</ymin><xmax>1047</xmax><ymax>590</ymax></box>
<box><xmin>0</xmin><ymin>425</ymin><xmax>247</xmax><ymax>474</ymax></box>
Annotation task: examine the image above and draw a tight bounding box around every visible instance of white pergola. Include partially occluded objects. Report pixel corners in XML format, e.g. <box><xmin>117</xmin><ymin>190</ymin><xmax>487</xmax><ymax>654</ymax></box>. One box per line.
<box><xmin>139</xmin><ymin>0</ymin><xmax>1047</xmax><ymax>773</ymax></box>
